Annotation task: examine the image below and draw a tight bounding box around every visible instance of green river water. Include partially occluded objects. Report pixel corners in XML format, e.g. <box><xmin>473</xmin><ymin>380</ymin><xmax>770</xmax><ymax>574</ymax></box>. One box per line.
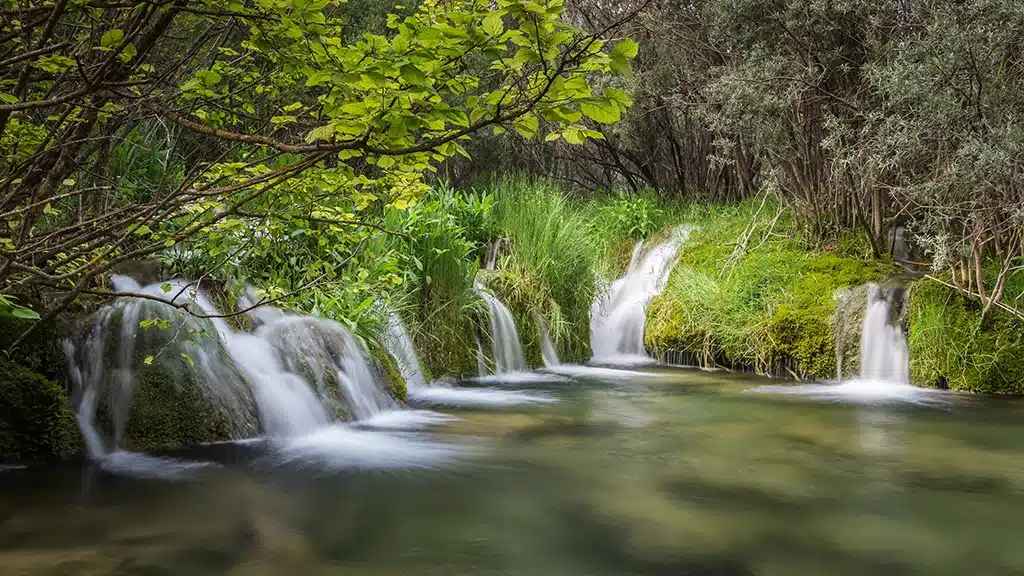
<box><xmin>2</xmin><ymin>367</ymin><xmax>1023</xmax><ymax>575</ymax></box>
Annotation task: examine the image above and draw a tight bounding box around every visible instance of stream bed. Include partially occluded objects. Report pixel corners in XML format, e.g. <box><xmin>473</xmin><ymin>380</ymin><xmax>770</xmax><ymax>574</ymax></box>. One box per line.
<box><xmin>2</xmin><ymin>367</ymin><xmax>1023</xmax><ymax>575</ymax></box>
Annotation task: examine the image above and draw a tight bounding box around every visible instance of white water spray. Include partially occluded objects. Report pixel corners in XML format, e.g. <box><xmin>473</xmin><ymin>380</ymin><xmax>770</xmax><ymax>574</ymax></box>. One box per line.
<box><xmin>857</xmin><ymin>284</ymin><xmax>911</xmax><ymax>385</ymax></box>
<box><xmin>535</xmin><ymin>313</ymin><xmax>560</xmax><ymax>367</ymax></box>
<box><xmin>590</xmin><ymin>227</ymin><xmax>692</xmax><ymax>362</ymax></box>
<box><xmin>476</xmin><ymin>282</ymin><xmax>527</xmax><ymax>373</ymax></box>
<box><xmin>67</xmin><ymin>277</ymin><xmax>401</xmax><ymax>463</ymax></box>
<box><xmin>383</xmin><ymin>310</ymin><xmax>428</xmax><ymax>391</ymax></box>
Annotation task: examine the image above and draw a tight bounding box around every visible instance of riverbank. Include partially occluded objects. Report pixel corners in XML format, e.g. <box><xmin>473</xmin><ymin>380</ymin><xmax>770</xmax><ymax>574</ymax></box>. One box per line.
<box><xmin>4</xmin><ymin>181</ymin><xmax>1024</xmax><ymax>462</ymax></box>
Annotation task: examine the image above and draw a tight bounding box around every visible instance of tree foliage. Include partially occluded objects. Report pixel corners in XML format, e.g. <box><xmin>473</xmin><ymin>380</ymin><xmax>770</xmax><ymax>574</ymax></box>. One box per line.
<box><xmin>490</xmin><ymin>0</ymin><xmax>1024</xmax><ymax>318</ymax></box>
<box><xmin>0</xmin><ymin>0</ymin><xmax>638</xmax><ymax>338</ymax></box>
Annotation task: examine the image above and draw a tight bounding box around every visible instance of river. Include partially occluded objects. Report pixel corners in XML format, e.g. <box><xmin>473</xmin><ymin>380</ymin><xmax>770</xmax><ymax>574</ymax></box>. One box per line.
<box><xmin>2</xmin><ymin>367</ymin><xmax>1022</xmax><ymax>575</ymax></box>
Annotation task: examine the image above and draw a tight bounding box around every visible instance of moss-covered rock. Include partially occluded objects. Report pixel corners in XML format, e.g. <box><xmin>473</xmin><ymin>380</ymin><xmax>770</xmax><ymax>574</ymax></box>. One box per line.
<box><xmin>82</xmin><ymin>304</ymin><xmax>259</xmax><ymax>451</ymax></box>
<box><xmin>907</xmin><ymin>280</ymin><xmax>1024</xmax><ymax>394</ymax></box>
<box><xmin>367</xmin><ymin>339</ymin><xmax>408</xmax><ymax>402</ymax></box>
<box><xmin>100</xmin><ymin>364</ymin><xmax>245</xmax><ymax>452</ymax></box>
<box><xmin>0</xmin><ymin>359</ymin><xmax>82</xmax><ymax>461</ymax></box>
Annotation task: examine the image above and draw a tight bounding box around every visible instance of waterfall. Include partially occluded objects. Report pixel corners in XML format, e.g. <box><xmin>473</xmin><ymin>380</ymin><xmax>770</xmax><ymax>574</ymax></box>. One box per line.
<box><xmin>383</xmin><ymin>310</ymin><xmax>428</xmax><ymax>391</ymax></box>
<box><xmin>590</xmin><ymin>227</ymin><xmax>692</xmax><ymax>361</ymax></box>
<box><xmin>535</xmin><ymin>313</ymin><xmax>560</xmax><ymax>367</ymax></box>
<box><xmin>475</xmin><ymin>281</ymin><xmax>527</xmax><ymax>373</ymax></box>
<box><xmin>475</xmin><ymin>333</ymin><xmax>488</xmax><ymax>378</ymax></box>
<box><xmin>67</xmin><ymin>277</ymin><xmax>400</xmax><ymax>459</ymax></box>
<box><xmin>475</xmin><ymin>239</ymin><xmax>527</xmax><ymax>373</ymax></box>
<box><xmin>381</xmin><ymin>305</ymin><xmax>555</xmax><ymax>408</ymax></box>
<box><xmin>857</xmin><ymin>284</ymin><xmax>910</xmax><ymax>384</ymax></box>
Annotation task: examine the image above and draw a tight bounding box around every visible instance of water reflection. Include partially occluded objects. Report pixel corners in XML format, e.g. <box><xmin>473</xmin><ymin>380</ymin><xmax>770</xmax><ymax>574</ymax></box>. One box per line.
<box><xmin>2</xmin><ymin>369</ymin><xmax>1024</xmax><ymax>575</ymax></box>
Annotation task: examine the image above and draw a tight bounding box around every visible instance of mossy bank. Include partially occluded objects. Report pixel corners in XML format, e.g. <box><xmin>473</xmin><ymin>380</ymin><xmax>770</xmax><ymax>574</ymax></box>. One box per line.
<box><xmin>644</xmin><ymin>199</ymin><xmax>893</xmax><ymax>380</ymax></box>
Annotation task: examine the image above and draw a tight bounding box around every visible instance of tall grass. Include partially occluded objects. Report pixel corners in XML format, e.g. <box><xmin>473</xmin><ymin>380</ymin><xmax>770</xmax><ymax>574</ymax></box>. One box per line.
<box><xmin>483</xmin><ymin>177</ymin><xmax>603</xmax><ymax>362</ymax></box>
<box><xmin>907</xmin><ymin>272</ymin><xmax>1024</xmax><ymax>393</ymax></box>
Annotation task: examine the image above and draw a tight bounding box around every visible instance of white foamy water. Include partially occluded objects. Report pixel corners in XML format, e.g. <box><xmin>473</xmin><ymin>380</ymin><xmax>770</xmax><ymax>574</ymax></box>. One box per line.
<box><xmin>382</xmin><ymin>309</ymin><xmax>428</xmax><ymax>391</ymax></box>
<box><xmin>408</xmin><ymin>387</ymin><xmax>556</xmax><ymax>408</ymax></box>
<box><xmin>590</xmin><ymin>227</ymin><xmax>692</xmax><ymax>362</ymax></box>
<box><xmin>67</xmin><ymin>277</ymin><xmax>405</xmax><ymax>465</ymax></box>
<box><xmin>98</xmin><ymin>451</ymin><xmax>217</xmax><ymax>480</ymax></box>
<box><xmin>541</xmin><ymin>364</ymin><xmax>661</xmax><ymax>381</ymax></box>
<box><xmin>355</xmin><ymin>410</ymin><xmax>458</xmax><ymax>431</ymax></box>
<box><xmin>469</xmin><ymin>371</ymin><xmax>571</xmax><ymax>386</ymax></box>
<box><xmin>476</xmin><ymin>281</ymin><xmax>527</xmax><ymax>373</ymax></box>
<box><xmin>536</xmin><ymin>313</ymin><xmax>560</xmax><ymax>367</ymax></box>
<box><xmin>276</xmin><ymin>425</ymin><xmax>469</xmax><ymax>470</ymax></box>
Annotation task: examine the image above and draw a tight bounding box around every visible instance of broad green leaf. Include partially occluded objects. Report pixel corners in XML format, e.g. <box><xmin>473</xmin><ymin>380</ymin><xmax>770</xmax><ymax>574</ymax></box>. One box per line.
<box><xmin>400</xmin><ymin>64</ymin><xmax>426</xmax><ymax>86</ymax></box>
<box><xmin>483</xmin><ymin>13</ymin><xmax>504</xmax><ymax>37</ymax></box>
<box><xmin>612</xmin><ymin>38</ymin><xmax>638</xmax><ymax>59</ymax></box>
<box><xmin>101</xmin><ymin>29</ymin><xmax>124</xmax><ymax>48</ymax></box>
<box><xmin>514</xmin><ymin>113</ymin><xmax>539</xmax><ymax>139</ymax></box>
<box><xmin>581</xmin><ymin>99</ymin><xmax>620</xmax><ymax>124</ymax></box>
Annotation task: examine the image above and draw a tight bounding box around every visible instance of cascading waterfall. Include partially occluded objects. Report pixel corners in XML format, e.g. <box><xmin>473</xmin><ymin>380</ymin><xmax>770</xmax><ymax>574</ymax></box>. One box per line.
<box><xmin>67</xmin><ymin>277</ymin><xmax>400</xmax><ymax>461</ymax></box>
<box><xmin>857</xmin><ymin>284</ymin><xmax>910</xmax><ymax>385</ymax></box>
<box><xmin>475</xmin><ymin>281</ymin><xmax>527</xmax><ymax>373</ymax></box>
<box><xmin>535</xmin><ymin>313</ymin><xmax>560</xmax><ymax>367</ymax></box>
<box><xmin>590</xmin><ymin>226</ymin><xmax>692</xmax><ymax>362</ymax></box>
<box><xmin>475</xmin><ymin>238</ymin><xmax>529</xmax><ymax>374</ymax></box>
<box><xmin>383</xmin><ymin>310</ymin><xmax>428</xmax><ymax>391</ymax></box>
<box><xmin>381</xmin><ymin>307</ymin><xmax>554</xmax><ymax>407</ymax></box>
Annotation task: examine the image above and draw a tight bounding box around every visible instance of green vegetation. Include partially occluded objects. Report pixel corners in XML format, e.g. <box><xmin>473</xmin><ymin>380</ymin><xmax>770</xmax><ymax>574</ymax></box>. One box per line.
<box><xmin>646</xmin><ymin>199</ymin><xmax>893</xmax><ymax>379</ymax></box>
<box><xmin>908</xmin><ymin>278</ymin><xmax>1024</xmax><ymax>394</ymax></box>
<box><xmin>0</xmin><ymin>359</ymin><xmax>81</xmax><ymax>461</ymax></box>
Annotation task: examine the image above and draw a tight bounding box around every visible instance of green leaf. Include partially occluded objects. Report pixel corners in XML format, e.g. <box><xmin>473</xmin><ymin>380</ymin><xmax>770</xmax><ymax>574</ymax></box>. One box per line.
<box><xmin>11</xmin><ymin>307</ymin><xmax>39</xmax><ymax>320</ymax></box>
<box><xmin>181</xmin><ymin>352</ymin><xmax>195</xmax><ymax>368</ymax></box>
<box><xmin>612</xmin><ymin>38</ymin><xmax>638</xmax><ymax>59</ymax></box>
<box><xmin>581</xmin><ymin>98</ymin><xmax>620</xmax><ymax>124</ymax></box>
<box><xmin>161</xmin><ymin>283</ymin><xmax>172</xmax><ymax>293</ymax></box>
<box><xmin>609</xmin><ymin>54</ymin><xmax>632</xmax><ymax>77</ymax></box>
<box><xmin>143</xmin><ymin>355</ymin><xmax>154</xmax><ymax>366</ymax></box>
<box><xmin>514</xmin><ymin>113</ymin><xmax>539</xmax><ymax>139</ymax></box>
<box><xmin>119</xmin><ymin>42</ymin><xmax>137</xmax><ymax>62</ymax></box>
<box><xmin>134</xmin><ymin>225</ymin><xmax>152</xmax><ymax>235</ymax></box>
<box><xmin>101</xmin><ymin>29</ymin><xmax>124</xmax><ymax>48</ymax></box>
<box><xmin>563</xmin><ymin>127</ymin><xmax>587</xmax><ymax>145</ymax></box>
<box><xmin>483</xmin><ymin>13</ymin><xmax>504</xmax><ymax>37</ymax></box>
<box><xmin>399</xmin><ymin>64</ymin><xmax>426</xmax><ymax>86</ymax></box>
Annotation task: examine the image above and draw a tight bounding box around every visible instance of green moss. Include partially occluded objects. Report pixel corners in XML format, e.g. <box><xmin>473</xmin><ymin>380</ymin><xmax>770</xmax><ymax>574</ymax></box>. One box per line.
<box><xmin>907</xmin><ymin>279</ymin><xmax>1024</xmax><ymax>394</ymax></box>
<box><xmin>91</xmin><ymin>306</ymin><xmax>258</xmax><ymax>451</ymax></box>
<box><xmin>113</xmin><ymin>365</ymin><xmax>239</xmax><ymax>451</ymax></box>
<box><xmin>367</xmin><ymin>340</ymin><xmax>408</xmax><ymax>402</ymax></box>
<box><xmin>0</xmin><ymin>358</ymin><xmax>82</xmax><ymax>461</ymax></box>
<box><xmin>645</xmin><ymin>199</ymin><xmax>892</xmax><ymax>379</ymax></box>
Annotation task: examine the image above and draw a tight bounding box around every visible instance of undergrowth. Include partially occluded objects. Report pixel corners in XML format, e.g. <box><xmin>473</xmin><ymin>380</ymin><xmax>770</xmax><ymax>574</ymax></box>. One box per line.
<box><xmin>907</xmin><ymin>274</ymin><xmax>1024</xmax><ymax>394</ymax></box>
<box><xmin>645</xmin><ymin>197</ymin><xmax>892</xmax><ymax>379</ymax></box>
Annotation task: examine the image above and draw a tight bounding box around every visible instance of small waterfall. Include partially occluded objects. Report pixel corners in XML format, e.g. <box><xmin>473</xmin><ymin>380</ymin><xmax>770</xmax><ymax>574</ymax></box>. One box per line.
<box><xmin>476</xmin><ymin>239</ymin><xmax>528</xmax><ymax>374</ymax></box>
<box><xmin>382</xmin><ymin>310</ymin><xmax>428</xmax><ymax>391</ymax></box>
<box><xmin>475</xmin><ymin>333</ymin><xmax>488</xmax><ymax>378</ymax></box>
<box><xmin>535</xmin><ymin>313</ymin><xmax>560</xmax><ymax>367</ymax></box>
<box><xmin>858</xmin><ymin>284</ymin><xmax>910</xmax><ymax>384</ymax></box>
<box><xmin>590</xmin><ymin>227</ymin><xmax>692</xmax><ymax>361</ymax></box>
<box><xmin>475</xmin><ymin>281</ymin><xmax>527</xmax><ymax>373</ymax></box>
<box><xmin>67</xmin><ymin>277</ymin><xmax>400</xmax><ymax>458</ymax></box>
<box><xmin>484</xmin><ymin>238</ymin><xmax>503</xmax><ymax>271</ymax></box>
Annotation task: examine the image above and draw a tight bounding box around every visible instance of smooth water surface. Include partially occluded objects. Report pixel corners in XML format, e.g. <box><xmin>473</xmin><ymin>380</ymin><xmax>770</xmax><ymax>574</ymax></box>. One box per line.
<box><xmin>3</xmin><ymin>368</ymin><xmax>1024</xmax><ymax>575</ymax></box>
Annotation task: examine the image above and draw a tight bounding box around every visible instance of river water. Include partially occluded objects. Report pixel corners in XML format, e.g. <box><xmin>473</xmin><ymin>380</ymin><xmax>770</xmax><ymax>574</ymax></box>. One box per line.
<box><xmin>2</xmin><ymin>367</ymin><xmax>1023</xmax><ymax>575</ymax></box>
